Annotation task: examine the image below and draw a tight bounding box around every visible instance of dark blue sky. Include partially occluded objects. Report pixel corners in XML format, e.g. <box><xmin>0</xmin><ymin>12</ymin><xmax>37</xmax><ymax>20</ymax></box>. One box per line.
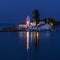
<box><xmin>0</xmin><ymin>0</ymin><xmax>60</xmax><ymax>23</ymax></box>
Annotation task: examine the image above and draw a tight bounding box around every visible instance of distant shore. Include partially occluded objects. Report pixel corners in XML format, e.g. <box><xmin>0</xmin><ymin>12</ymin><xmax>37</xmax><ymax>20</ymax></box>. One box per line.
<box><xmin>0</xmin><ymin>28</ymin><xmax>60</xmax><ymax>32</ymax></box>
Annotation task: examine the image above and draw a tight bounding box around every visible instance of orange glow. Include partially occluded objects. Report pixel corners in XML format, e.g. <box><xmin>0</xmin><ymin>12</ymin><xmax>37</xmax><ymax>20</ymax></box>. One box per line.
<box><xmin>50</xmin><ymin>22</ymin><xmax>53</xmax><ymax>26</ymax></box>
<box><xmin>37</xmin><ymin>23</ymin><xmax>40</xmax><ymax>26</ymax></box>
<box><xmin>36</xmin><ymin>32</ymin><xmax>39</xmax><ymax>44</ymax></box>
<box><xmin>34</xmin><ymin>32</ymin><xmax>39</xmax><ymax>45</ymax></box>
<box><xmin>30</xmin><ymin>22</ymin><xmax>36</xmax><ymax>26</ymax></box>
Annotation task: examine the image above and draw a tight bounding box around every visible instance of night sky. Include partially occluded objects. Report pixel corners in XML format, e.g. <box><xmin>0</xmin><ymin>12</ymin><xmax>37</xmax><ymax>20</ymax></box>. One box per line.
<box><xmin>0</xmin><ymin>0</ymin><xmax>60</xmax><ymax>24</ymax></box>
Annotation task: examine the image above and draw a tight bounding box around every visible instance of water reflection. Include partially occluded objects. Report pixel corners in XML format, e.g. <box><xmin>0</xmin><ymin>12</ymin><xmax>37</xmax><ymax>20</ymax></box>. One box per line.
<box><xmin>18</xmin><ymin>31</ymin><xmax>51</xmax><ymax>60</ymax></box>
<box><xmin>40</xmin><ymin>31</ymin><xmax>51</xmax><ymax>39</ymax></box>
<box><xmin>34</xmin><ymin>32</ymin><xmax>39</xmax><ymax>47</ymax></box>
<box><xmin>19</xmin><ymin>31</ymin><xmax>40</xmax><ymax>51</ymax></box>
<box><xmin>26</xmin><ymin>31</ymin><xmax>40</xmax><ymax>60</ymax></box>
<box><xmin>30</xmin><ymin>32</ymin><xmax>33</xmax><ymax>42</ymax></box>
<box><xmin>18</xmin><ymin>31</ymin><xmax>51</xmax><ymax>50</ymax></box>
<box><xmin>26</xmin><ymin>32</ymin><xmax>40</xmax><ymax>51</ymax></box>
<box><xmin>26</xmin><ymin>31</ymin><xmax>30</xmax><ymax>52</ymax></box>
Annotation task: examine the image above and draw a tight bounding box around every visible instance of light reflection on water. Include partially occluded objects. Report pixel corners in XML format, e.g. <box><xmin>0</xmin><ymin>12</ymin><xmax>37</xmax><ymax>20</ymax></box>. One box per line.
<box><xmin>26</xmin><ymin>31</ymin><xmax>29</xmax><ymax>52</ymax></box>
<box><xmin>18</xmin><ymin>31</ymin><xmax>51</xmax><ymax>60</ymax></box>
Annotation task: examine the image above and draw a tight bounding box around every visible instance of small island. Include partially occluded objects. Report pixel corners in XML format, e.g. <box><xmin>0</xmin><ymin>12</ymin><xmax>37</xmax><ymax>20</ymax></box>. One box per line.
<box><xmin>1</xmin><ymin>9</ymin><xmax>60</xmax><ymax>32</ymax></box>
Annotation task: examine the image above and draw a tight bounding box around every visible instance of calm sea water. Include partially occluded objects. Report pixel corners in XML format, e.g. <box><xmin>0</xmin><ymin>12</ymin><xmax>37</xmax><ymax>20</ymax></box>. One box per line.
<box><xmin>0</xmin><ymin>30</ymin><xmax>60</xmax><ymax>60</ymax></box>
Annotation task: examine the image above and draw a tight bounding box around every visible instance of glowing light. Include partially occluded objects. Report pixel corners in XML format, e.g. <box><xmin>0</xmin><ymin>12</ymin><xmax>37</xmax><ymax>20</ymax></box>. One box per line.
<box><xmin>30</xmin><ymin>22</ymin><xmax>36</xmax><ymax>26</ymax></box>
<box><xmin>34</xmin><ymin>32</ymin><xmax>39</xmax><ymax>45</ymax></box>
<box><xmin>26</xmin><ymin>21</ymin><xmax>30</xmax><ymax>25</ymax></box>
<box><xmin>35</xmin><ymin>32</ymin><xmax>39</xmax><ymax>45</ymax></box>
<box><xmin>50</xmin><ymin>22</ymin><xmax>53</xmax><ymax>26</ymax></box>
<box><xmin>26</xmin><ymin>16</ymin><xmax>30</xmax><ymax>27</ymax></box>
<box><xmin>36</xmin><ymin>32</ymin><xmax>39</xmax><ymax>41</ymax></box>
<box><xmin>30</xmin><ymin>23</ymin><xmax>32</xmax><ymax>25</ymax></box>
<box><xmin>18</xmin><ymin>24</ymin><xmax>27</xmax><ymax>28</ymax></box>
<box><xmin>37</xmin><ymin>23</ymin><xmax>40</xmax><ymax>26</ymax></box>
<box><xmin>26</xmin><ymin>32</ymin><xmax>29</xmax><ymax>52</ymax></box>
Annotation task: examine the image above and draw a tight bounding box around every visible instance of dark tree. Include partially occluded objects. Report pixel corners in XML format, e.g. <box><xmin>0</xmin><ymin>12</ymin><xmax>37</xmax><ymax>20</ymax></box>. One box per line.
<box><xmin>33</xmin><ymin>9</ymin><xmax>40</xmax><ymax>26</ymax></box>
<box><xmin>43</xmin><ymin>18</ymin><xmax>47</xmax><ymax>23</ymax></box>
<box><xmin>43</xmin><ymin>18</ymin><xmax>55</xmax><ymax>25</ymax></box>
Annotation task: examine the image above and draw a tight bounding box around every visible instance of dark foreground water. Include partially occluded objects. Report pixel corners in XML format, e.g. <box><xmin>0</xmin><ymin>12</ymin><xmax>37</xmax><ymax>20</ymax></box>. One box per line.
<box><xmin>0</xmin><ymin>31</ymin><xmax>60</xmax><ymax>60</ymax></box>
